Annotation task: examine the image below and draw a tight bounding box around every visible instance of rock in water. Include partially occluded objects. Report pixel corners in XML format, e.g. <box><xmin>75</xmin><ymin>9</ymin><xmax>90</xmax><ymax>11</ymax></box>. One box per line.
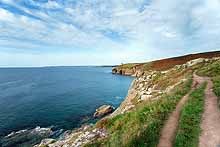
<box><xmin>1</xmin><ymin>126</ymin><xmax>53</xmax><ymax>147</ymax></box>
<box><xmin>93</xmin><ymin>105</ymin><xmax>114</xmax><ymax>118</ymax></box>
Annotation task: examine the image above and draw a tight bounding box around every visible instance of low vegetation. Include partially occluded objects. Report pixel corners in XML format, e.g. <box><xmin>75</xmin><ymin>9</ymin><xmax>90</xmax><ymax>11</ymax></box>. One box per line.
<box><xmin>174</xmin><ymin>83</ymin><xmax>206</xmax><ymax>147</ymax></box>
<box><xmin>119</xmin><ymin>63</ymin><xmax>139</xmax><ymax>69</ymax></box>
<box><xmin>86</xmin><ymin>78</ymin><xmax>192</xmax><ymax>147</ymax></box>
<box><xmin>197</xmin><ymin>60</ymin><xmax>220</xmax><ymax>77</ymax></box>
<box><xmin>197</xmin><ymin>60</ymin><xmax>220</xmax><ymax>106</ymax></box>
<box><xmin>116</xmin><ymin>51</ymin><xmax>220</xmax><ymax>72</ymax></box>
<box><xmin>213</xmin><ymin>76</ymin><xmax>220</xmax><ymax>107</ymax></box>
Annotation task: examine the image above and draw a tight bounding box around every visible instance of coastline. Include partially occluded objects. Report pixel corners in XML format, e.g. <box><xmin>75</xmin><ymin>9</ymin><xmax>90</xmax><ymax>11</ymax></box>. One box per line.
<box><xmin>2</xmin><ymin>51</ymin><xmax>220</xmax><ymax>147</ymax></box>
<box><xmin>0</xmin><ymin>67</ymin><xmax>132</xmax><ymax>147</ymax></box>
<box><xmin>0</xmin><ymin>67</ymin><xmax>132</xmax><ymax>146</ymax></box>
<box><xmin>38</xmin><ymin>56</ymin><xmax>220</xmax><ymax>147</ymax></box>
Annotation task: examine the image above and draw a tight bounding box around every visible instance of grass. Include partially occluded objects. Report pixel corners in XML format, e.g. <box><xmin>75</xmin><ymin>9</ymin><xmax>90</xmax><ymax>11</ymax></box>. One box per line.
<box><xmin>196</xmin><ymin>60</ymin><xmax>220</xmax><ymax>77</ymax></box>
<box><xmin>86</xmin><ymin>78</ymin><xmax>192</xmax><ymax>147</ymax></box>
<box><xmin>174</xmin><ymin>83</ymin><xmax>206</xmax><ymax>147</ymax></box>
<box><xmin>212</xmin><ymin>76</ymin><xmax>220</xmax><ymax>107</ymax></box>
<box><xmin>197</xmin><ymin>60</ymin><xmax>220</xmax><ymax>107</ymax></box>
<box><xmin>213</xmin><ymin>76</ymin><xmax>220</xmax><ymax>97</ymax></box>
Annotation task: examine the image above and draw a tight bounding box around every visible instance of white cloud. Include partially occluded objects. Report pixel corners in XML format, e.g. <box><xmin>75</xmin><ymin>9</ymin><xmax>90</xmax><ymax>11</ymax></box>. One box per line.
<box><xmin>0</xmin><ymin>9</ymin><xmax>14</xmax><ymax>22</ymax></box>
<box><xmin>44</xmin><ymin>0</ymin><xmax>61</xmax><ymax>9</ymax></box>
<box><xmin>0</xmin><ymin>0</ymin><xmax>220</xmax><ymax>66</ymax></box>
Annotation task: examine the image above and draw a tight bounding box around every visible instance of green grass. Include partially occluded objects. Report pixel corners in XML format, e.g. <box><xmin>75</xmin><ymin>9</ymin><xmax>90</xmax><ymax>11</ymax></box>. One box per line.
<box><xmin>174</xmin><ymin>83</ymin><xmax>206</xmax><ymax>147</ymax></box>
<box><xmin>197</xmin><ymin>60</ymin><xmax>220</xmax><ymax>77</ymax></box>
<box><xmin>143</xmin><ymin>63</ymin><xmax>153</xmax><ymax>71</ymax></box>
<box><xmin>212</xmin><ymin>76</ymin><xmax>220</xmax><ymax>107</ymax></box>
<box><xmin>213</xmin><ymin>76</ymin><xmax>220</xmax><ymax>97</ymax></box>
<box><xmin>197</xmin><ymin>60</ymin><xmax>220</xmax><ymax>107</ymax></box>
<box><xmin>86</xmin><ymin>78</ymin><xmax>192</xmax><ymax>147</ymax></box>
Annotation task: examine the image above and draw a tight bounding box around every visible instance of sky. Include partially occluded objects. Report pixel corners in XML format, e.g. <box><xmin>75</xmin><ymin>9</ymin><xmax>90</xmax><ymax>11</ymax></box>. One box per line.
<box><xmin>0</xmin><ymin>0</ymin><xmax>220</xmax><ymax>67</ymax></box>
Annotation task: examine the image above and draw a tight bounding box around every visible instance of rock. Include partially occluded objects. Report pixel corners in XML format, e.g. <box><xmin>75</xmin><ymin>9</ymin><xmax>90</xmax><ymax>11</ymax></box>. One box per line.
<box><xmin>36</xmin><ymin>138</ymin><xmax>55</xmax><ymax>147</ymax></box>
<box><xmin>141</xmin><ymin>95</ymin><xmax>152</xmax><ymax>101</ymax></box>
<box><xmin>135</xmin><ymin>70</ymin><xmax>144</xmax><ymax>77</ymax></box>
<box><xmin>186</xmin><ymin>58</ymin><xmax>204</xmax><ymax>67</ymax></box>
<box><xmin>161</xmin><ymin>70</ymin><xmax>169</xmax><ymax>74</ymax></box>
<box><xmin>124</xmin><ymin>69</ymin><xmax>134</xmax><ymax>76</ymax></box>
<box><xmin>121</xmin><ymin>105</ymin><xmax>135</xmax><ymax>114</ymax></box>
<box><xmin>139</xmin><ymin>83</ymin><xmax>144</xmax><ymax>89</ymax></box>
<box><xmin>146</xmin><ymin>91</ymin><xmax>152</xmax><ymax>95</ymax></box>
<box><xmin>112</xmin><ymin>67</ymin><xmax>135</xmax><ymax>76</ymax></box>
<box><xmin>93</xmin><ymin>105</ymin><xmax>114</xmax><ymax>118</ymax></box>
<box><xmin>139</xmin><ymin>91</ymin><xmax>146</xmax><ymax>95</ymax></box>
<box><xmin>2</xmin><ymin>126</ymin><xmax>53</xmax><ymax>147</ymax></box>
<box><xmin>148</xmin><ymin>87</ymin><xmax>153</xmax><ymax>92</ymax></box>
<box><xmin>112</xmin><ymin>68</ymin><xmax>118</xmax><ymax>74</ymax></box>
<box><xmin>71</xmin><ymin>128</ymin><xmax>107</xmax><ymax>147</ymax></box>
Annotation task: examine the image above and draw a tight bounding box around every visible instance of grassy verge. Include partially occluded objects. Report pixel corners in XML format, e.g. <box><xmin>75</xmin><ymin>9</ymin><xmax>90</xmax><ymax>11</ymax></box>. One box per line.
<box><xmin>197</xmin><ymin>61</ymin><xmax>220</xmax><ymax>77</ymax></box>
<box><xmin>174</xmin><ymin>83</ymin><xmax>206</xmax><ymax>147</ymax></box>
<box><xmin>212</xmin><ymin>76</ymin><xmax>220</xmax><ymax>107</ymax></box>
<box><xmin>86</xmin><ymin>78</ymin><xmax>192</xmax><ymax>147</ymax></box>
<box><xmin>197</xmin><ymin>59</ymin><xmax>220</xmax><ymax>107</ymax></box>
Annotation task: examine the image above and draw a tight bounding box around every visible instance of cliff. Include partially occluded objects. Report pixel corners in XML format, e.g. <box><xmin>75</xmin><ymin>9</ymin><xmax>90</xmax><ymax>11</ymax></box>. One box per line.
<box><xmin>112</xmin><ymin>51</ymin><xmax>220</xmax><ymax>76</ymax></box>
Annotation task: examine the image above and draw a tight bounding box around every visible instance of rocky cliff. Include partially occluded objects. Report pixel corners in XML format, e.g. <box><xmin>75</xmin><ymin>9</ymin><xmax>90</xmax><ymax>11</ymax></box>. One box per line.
<box><xmin>112</xmin><ymin>51</ymin><xmax>220</xmax><ymax>76</ymax></box>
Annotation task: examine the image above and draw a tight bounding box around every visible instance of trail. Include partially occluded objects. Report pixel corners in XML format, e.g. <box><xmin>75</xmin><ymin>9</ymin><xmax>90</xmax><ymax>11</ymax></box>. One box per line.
<box><xmin>157</xmin><ymin>74</ymin><xmax>204</xmax><ymax>147</ymax></box>
<box><xmin>199</xmin><ymin>77</ymin><xmax>220</xmax><ymax>147</ymax></box>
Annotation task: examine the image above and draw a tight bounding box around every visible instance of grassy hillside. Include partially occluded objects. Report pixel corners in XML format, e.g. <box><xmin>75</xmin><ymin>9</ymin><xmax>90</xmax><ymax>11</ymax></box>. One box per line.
<box><xmin>87</xmin><ymin>54</ymin><xmax>220</xmax><ymax>147</ymax></box>
<box><xmin>113</xmin><ymin>51</ymin><xmax>220</xmax><ymax>75</ymax></box>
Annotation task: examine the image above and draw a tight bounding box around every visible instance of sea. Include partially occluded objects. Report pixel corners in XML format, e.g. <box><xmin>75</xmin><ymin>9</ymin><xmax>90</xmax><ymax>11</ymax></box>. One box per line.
<box><xmin>0</xmin><ymin>66</ymin><xmax>133</xmax><ymax>137</ymax></box>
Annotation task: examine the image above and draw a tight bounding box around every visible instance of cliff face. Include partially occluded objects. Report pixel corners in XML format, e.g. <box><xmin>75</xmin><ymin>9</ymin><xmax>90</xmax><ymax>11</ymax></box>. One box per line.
<box><xmin>34</xmin><ymin>52</ymin><xmax>220</xmax><ymax>147</ymax></box>
<box><xmin>111</xmin><ymin>57</ymin><xmax>220</xmax><ymax>117</ymax></box>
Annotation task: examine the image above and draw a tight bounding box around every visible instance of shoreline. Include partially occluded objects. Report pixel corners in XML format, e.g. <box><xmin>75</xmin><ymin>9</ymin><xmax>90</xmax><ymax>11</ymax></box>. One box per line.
<box><xmin>0</xmin><ymin>68</ymin><xmax>133</xmax><ymax>147</ymax></box>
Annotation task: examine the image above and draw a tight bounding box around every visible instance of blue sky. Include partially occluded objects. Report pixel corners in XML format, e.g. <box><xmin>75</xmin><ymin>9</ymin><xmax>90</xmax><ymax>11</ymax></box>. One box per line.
<box><xmin>0</xmin><ymin>0</ymin><xmax>220</xmax><ymax>67</ymax></box>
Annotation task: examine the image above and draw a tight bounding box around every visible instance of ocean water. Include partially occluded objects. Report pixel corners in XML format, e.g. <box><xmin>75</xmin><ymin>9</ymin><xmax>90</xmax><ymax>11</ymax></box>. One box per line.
<box><xmin>0</xmin><ymin>66</ymin><xmax>133</xmax><ymax>136</ymax></box>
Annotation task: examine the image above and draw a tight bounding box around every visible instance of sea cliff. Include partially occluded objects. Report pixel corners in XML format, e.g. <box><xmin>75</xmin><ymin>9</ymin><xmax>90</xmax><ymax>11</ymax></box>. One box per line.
<box><xmin>112</xmin><ymin>51</ymin><xmax>220</xmax><ymax>76</ymax></box>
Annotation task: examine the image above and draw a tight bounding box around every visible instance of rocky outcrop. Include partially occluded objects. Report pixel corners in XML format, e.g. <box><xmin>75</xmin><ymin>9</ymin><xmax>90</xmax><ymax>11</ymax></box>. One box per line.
<box><xmin>1</xmin><ymin>126</ymin><xmax>56</xmax><ymax>147</ymax></box>
<box><xmin>111</xmin><ymin>71</ymin><xmax>162</xmax><ymax>116</ymax></box>
<box><xmin>35</xmin><ymin>125</ymin><xmax>108</xmax><ymax>147</ymax></box>
<box><xmin>112</xmin><ymin>67</ymin><xmax>134</xmax><ymax>76</ymax></box>
<box><xmin>93</xmin><ymin>105</ymin><xmax>114</xmax><ymax>118</ymax></box>
<box><xmin>35</xmin><ymin>138</ymin><xmax>56</xmax><ymax>147</ymax></box>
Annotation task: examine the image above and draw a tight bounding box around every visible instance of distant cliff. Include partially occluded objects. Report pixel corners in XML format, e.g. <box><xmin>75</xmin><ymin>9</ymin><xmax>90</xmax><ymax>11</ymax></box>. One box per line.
<box><xmin>112</xmin><ymin>51</ymin><xmax>220</xmax><ymax>76</ymax></box>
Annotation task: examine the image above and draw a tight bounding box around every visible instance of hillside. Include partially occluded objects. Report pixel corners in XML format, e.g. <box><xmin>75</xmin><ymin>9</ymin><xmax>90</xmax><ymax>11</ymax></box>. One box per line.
<box><xmin>112</xmin><ymin>51</ymin><xmax>220</xmax><ymax>76</ymax></box>
<box><xmin>34</xmin><ymin>51</ymin><xmax>220</xmax><ymax>147</ymax></box>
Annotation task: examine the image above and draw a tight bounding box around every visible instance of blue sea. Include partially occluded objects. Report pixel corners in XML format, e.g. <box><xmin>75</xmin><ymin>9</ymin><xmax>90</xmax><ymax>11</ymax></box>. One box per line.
<box><xmin>0</xmin><ymin>66</ymin><xmax>133</xmax><ymax>137</ymax></box>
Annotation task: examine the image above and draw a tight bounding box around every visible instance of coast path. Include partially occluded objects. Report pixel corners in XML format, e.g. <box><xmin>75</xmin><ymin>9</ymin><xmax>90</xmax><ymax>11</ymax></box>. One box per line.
<box><xmin>198</xmin><ymin>77</ymin><xmax>220</xmax><ymax>147</ymax></box>
<box><xmin>157</xmin><ymin>73</ymin><xmax>205</xmax><ymax>147</ymax></box>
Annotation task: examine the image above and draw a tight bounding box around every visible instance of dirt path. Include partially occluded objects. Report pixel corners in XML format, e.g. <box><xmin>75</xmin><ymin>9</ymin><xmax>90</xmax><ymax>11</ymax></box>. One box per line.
<box><xmin>199</xmin><ymin>78</ymin><xmax>220</xmax><ymax>147</ymax></box>
<box><xmin>157</xmin><ymin>74</ymin><xmax>204</xmax><ymax>147</ymax></box>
